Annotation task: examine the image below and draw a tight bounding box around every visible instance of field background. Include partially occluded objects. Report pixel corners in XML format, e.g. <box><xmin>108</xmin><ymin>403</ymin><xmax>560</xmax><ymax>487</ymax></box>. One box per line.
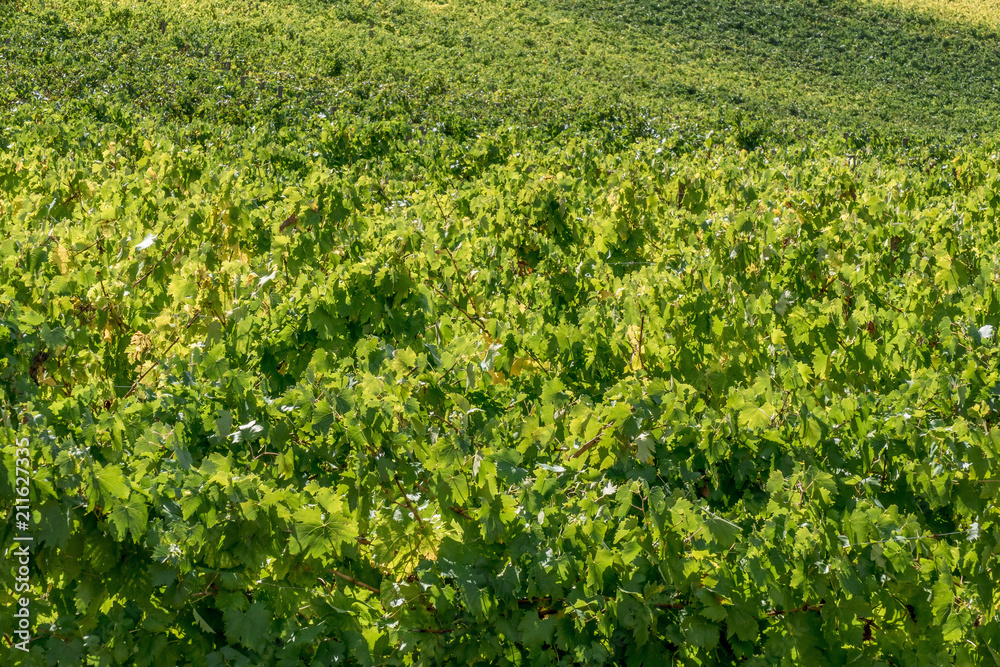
<box><xmin>3</xmin><ymin>0</ymin><xmax>1000</xmax><ymax>664</ymax></box>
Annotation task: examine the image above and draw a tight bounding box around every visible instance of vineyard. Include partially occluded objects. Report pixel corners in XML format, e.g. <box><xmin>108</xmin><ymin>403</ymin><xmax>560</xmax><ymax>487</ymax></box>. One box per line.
<box><xmin>3</xmin><ymin>0</ymin><xmax>1000</xmax><ymax>664</ymax></box>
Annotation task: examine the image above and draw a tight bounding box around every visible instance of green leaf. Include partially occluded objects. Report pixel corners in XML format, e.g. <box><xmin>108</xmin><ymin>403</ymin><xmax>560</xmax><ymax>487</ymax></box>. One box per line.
<box><xmin>803</xmin><ymin>417</ymin><xmax>822</xmax><ymax>447</ymax></box>
<box><xmin>290</xmin><ymin>502</ymin><xmax>357</xmax><ymax>559</ymax></box>
<box><xmin>684</xmin><ymin>615</ymin><xmax>720</xmax><ymax>649</ymax></box>
<box><xmin>696</xmin><ymin>589</ymin><xmax>728</xmax><ymax>622</ymax></box>
<box><xmin>224</xmin><ymin>602</ymin><xmax>272</xmax><ymax>652</ymax></box>
<box><xmin>192</xmin><ymin>608</ymin><xmax>215</xmax><ymax>634</ymax></box>
<box><xmin>19</xmin><ymin>310</ymin><xmax>45</xmax><ymax>327</ymax></box>
<box><xmin>635</xmin><ymin>431</ymin><xmax>655</xmax><ymax>463</ymax></box>
<box><xmin>40</xmin><ymin>324</ymin><xmax>67</xmax><ymax>349</ymax></box>
<box><xmin>108</xmin><ymin>497</ymin><xmax>148</xmax><ymax>541</ymax></box>
<box><xmin>199</xmin><ymin>453</ymin><xmax>232</xmax><ymax>487</ymax></box>
<box><xmin>517</xmin><ymin>613</ymin><xmax>555</xmax><ymax>649</ymax></box>
<box><xmin>230</xmin><ymin>419</ymin><xmax>265</xmax><ymax>443</ymax></box>
<box><xmin>931</xmin><ymin>578</ymin><xmax>954</xmax><ymax>624</ymax></box>
<box><xmin>96</xmin><ymin>465</ymin><xmax>130</xmax><ymax>502</ymax></box>
<box><xmin>311</xmin><ymin>399</ymin><xmax>336</xmax><ymax>434</ymax></box>
<box><xmin>705</xmin><ymin>513</ymin><xmax>741</xmax><ymax>548</ymax></box>
<box><xmin>766</xmin><ymin>470</ymin><xmax>785</xmax><ymax>494</ymax></box>
<box><xmin>309</xmin><ymin>308</ymin><xmax>338</xmax><ymax>340</ymax></box>
<box><xmin>727</xmin><ymin>606</ymin><xmax>759</xmax><ymax>642</ymax></box>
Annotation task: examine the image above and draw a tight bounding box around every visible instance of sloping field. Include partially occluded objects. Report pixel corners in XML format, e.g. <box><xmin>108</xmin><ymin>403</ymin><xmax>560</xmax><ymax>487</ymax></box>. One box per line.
<box><xmin>3</xmin><ymin>0</ymin><xmax>1000</xmax><ymax>664</ymax></box>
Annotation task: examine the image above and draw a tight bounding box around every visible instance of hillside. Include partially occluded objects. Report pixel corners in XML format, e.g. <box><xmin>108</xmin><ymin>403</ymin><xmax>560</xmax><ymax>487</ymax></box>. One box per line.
<box><xmin>2</xmin><ymin>0</ymin><xmax>1000</xmax><ymax>664</ymax></box>
<box><xmin>6</xmin><ymin>0</ymin><xmax>1000</xmax><ymax>140</ymax></box>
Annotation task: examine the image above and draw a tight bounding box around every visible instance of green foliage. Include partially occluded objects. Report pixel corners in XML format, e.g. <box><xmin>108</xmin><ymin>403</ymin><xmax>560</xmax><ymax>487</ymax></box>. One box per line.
<box><xmin>3</xmin><ymin>0</ymin><xmax>1000</xmax><ymax>664</ymax></box>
